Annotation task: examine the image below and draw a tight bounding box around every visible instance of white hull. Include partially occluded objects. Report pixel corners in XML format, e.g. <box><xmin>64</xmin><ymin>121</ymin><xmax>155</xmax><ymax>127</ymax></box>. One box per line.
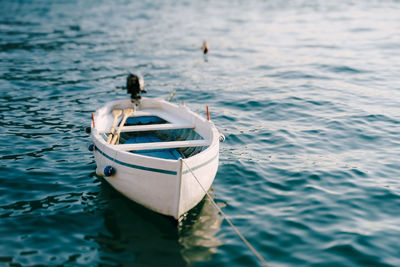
<box><xmin>90</xmin><ymin>98</ymin><xmax>220</xmax><ymax>219</ymax></box>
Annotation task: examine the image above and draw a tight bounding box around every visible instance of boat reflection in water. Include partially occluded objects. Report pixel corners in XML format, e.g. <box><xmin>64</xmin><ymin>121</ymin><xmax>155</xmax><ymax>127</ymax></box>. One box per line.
<box><xmin>91</xmin><ymin>181</ymin><xmax>223</xmax><ymax>266</ymax></box>
<box><xmin>178</xmin><ymin>187</ymin><xmax>224</xmax><ymax>265</ymax></box>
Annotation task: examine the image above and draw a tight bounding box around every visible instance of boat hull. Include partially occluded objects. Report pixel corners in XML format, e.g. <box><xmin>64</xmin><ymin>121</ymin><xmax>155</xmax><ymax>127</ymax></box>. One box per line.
<box><xmin>90</xmin><ymin>98</ymin><xmax>220</xmax><ymax>219</ymax></box>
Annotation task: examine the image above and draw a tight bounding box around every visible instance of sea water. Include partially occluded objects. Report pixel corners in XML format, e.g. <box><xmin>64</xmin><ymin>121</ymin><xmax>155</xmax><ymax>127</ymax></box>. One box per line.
<box><xmin>0</xmin><ymin>0</ymin><xmax>399</xmax><ymax>266</ymax></box>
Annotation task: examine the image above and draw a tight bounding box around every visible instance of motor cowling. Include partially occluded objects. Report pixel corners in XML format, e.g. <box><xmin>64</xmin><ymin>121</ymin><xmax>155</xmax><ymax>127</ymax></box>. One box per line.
<box><xmin>126</xmin><ymin>72</ymin><xmax>146</xmax><ymax>102</ymax></box>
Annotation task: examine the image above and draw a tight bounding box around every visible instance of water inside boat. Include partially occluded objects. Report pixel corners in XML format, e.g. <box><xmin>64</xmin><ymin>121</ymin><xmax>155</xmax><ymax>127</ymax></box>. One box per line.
<box><xmin>124</xmin><ymin>135</ymin><xmax>182</xmax><ymax>160</ymax></box>
<box><xmin>125</xmin><ymin>116</ymin><xmax>167</xmax><ymax>126</ymax></box>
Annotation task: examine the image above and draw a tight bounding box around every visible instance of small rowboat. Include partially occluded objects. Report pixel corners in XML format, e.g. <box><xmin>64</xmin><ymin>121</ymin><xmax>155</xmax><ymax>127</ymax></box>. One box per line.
<box><xmin>89</xmin><ymin>95</ymin><xmax>221</xmax><ymax>219</ymax></box>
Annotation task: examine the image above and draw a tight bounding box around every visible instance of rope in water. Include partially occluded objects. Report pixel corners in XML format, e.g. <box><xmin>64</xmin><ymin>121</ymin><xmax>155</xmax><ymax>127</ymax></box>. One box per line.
<box><xmin>182</xmin><ymin>160</ymin><xmax>269</xmax><ymax>267</ymax></box>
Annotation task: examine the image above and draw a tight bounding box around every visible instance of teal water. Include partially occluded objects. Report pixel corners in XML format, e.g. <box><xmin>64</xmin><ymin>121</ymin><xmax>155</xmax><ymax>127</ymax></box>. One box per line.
<box><xmin>1</xmin><ymin>0</ymin><xmax>399</xmax><ymax>266</ymax></box>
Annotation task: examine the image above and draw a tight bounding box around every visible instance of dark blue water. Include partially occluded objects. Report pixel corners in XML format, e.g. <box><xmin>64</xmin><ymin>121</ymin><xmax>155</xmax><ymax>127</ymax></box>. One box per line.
<box><xmin>1</xmin><ymin>0</ymin><xmax>399</xmax><ymax>266</ymax></box>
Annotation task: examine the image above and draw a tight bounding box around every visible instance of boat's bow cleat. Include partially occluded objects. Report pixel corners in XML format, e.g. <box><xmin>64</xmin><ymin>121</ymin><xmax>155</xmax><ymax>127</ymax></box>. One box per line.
<box><xmin>126</xmin><ymin>72</ymin><xmax>146</xmax><ymax>105</ymax></box>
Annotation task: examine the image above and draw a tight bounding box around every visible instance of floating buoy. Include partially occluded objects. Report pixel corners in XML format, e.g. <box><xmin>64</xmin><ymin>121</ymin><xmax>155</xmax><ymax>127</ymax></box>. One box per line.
<box><xmin>88</xmin><ymin>143</ymin><xmax>95</xmax><ymax>151</ymax></box>
<box><xmin>202</xmin><ymin>41</ymin><xmax>209</xmax><ymax>54</ymax></box>
<box><xmin>104</xmin><ymin>166</ymin><xmax>116</xmax><ymax>177</ymax></box>
<box><xmin>85</xmin><ymin>127</ymin><xmax>91</xmax><ymax>134</ymax></box>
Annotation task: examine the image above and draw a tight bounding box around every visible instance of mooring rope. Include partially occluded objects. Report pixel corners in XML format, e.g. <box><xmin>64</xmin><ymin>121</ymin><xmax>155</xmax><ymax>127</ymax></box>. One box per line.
<box><xmin>182</xmin><ymin>160</ymin><xmax>269</xmax><ymax>267</ymax></box>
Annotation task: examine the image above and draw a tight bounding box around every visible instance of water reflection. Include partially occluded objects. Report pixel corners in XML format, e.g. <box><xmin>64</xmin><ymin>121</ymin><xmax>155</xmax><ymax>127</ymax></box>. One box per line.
<box><xmin>92</xmin><ymin>180</ymin><xmax>223</xmax><ymax>266</ymax></box>
<box><xmin>178</xmin><ymin>188</ymin><xmax>224</xmax><ymax>265</ymax></box>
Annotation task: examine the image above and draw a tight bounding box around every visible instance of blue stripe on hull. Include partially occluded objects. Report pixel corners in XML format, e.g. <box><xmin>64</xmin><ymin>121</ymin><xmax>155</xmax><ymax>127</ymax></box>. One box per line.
<box><xmin>96</xmin><ymin>147</ymin><xmax>177</xmax><ymax>175</ymax></box>
<box><xmin>95</xmin><ymin>147</ymin><xmax>218</xmax><ymax>176</ymax></box>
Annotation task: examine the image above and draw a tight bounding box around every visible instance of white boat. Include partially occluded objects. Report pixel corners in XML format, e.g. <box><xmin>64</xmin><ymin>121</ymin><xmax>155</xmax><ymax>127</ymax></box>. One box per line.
<box><xmin>89</xmin><ymin>92</ymin><xmax>221</xmax><ymax>219</ymax></box>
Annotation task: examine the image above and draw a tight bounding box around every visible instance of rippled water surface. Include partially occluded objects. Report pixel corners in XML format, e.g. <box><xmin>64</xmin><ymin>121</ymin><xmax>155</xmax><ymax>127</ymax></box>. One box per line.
<box><xmin>1</xmin><ymin>0</ymin><xmax>399</xmax><ymax>266</ymax></box>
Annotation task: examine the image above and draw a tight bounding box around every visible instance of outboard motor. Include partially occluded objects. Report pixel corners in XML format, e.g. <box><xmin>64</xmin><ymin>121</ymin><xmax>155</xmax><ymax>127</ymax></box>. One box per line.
<box><xmin>126</xmin><ymin>72</ymin><xmax>146</xmax><ymax>104</ymax></box>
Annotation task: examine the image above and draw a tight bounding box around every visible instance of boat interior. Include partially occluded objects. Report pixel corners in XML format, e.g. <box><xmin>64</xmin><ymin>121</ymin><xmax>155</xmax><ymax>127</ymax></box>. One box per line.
<box><xmin>101</xmin><ymin>114</ymin><xmax>210</xmax><ymax>160</ymax></box>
